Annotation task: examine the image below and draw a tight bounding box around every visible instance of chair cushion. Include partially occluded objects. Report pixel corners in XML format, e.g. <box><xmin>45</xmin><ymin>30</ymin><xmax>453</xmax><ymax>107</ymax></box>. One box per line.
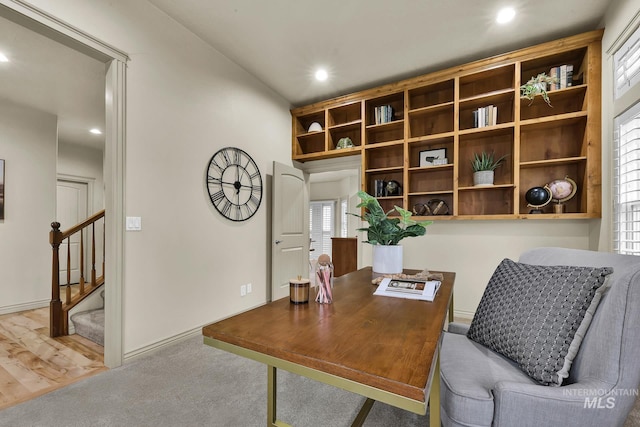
<box><xmin>466</xmin><ymin>258</ymin><xmax>612</xmax><ymax>386</ymax></box>
<box><xmin>440</xmin><ymin>332</ymin><xmax>538</xmax><ymax>426</ymax></box>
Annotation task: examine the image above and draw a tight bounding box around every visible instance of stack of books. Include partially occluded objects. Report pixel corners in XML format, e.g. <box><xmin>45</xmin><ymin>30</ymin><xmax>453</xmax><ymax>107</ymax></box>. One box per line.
<box><xmin>473</xmin><ymin>105</ymin><xmax>497</xmax><ymax>128</ymax></box>
<box><xmin>373</xmin><ymin>277</ymin><xmax>441</xmax><ymax>301</ymax></box>
<box><xmin>374</xmin><ymin>105</ymin><xmax>394</xmax><ymax>124</ymax></box>
<box><xmin>548</xmin><ymin>64</ymin><xmax>574</xmax><ymax>90</ymax></box>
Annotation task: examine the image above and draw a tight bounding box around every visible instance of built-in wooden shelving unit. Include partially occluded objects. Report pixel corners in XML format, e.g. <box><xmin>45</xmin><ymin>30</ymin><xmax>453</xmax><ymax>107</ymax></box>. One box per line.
<box><xmin>291</xmin><ymin>30</ymin><xmax>603</xmax><ymax>220</ymax></box>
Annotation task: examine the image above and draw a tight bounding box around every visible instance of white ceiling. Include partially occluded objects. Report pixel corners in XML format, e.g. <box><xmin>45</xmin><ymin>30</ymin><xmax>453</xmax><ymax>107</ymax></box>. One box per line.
<box><xmin>0</xmin><ymin>14</ymin><xmax>105</xmax><ymax>149</ymax></box>
<box><xmin>147</xmin><ymin>0</ymin><xmax>610</xmax><ymax>107</ymax></box>
<box><xmin>0</xmin><ymin>1</ymin><xmax>611</xmax><ymax>151</ymax></box>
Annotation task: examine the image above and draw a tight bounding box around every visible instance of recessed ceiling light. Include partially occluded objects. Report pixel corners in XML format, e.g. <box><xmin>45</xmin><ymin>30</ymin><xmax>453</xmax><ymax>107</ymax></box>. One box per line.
<box><xmin>315</xmin><ymin>69</ymin><xmax>328</xmax><ymax>81</ymax></box>
<box><xmin>0</xmin><ymin>52</ymin><xmax>9</xmax><ymax>62</ymax></box>
<box><xmin>496</xmin><ymin>7</ymin><xmax>516</xmax><ymax>24</ymax></box>
<box><xmin>89</xmin><ymin>128</ymin><xmax>102</xmax><ymax>135</ymax></box>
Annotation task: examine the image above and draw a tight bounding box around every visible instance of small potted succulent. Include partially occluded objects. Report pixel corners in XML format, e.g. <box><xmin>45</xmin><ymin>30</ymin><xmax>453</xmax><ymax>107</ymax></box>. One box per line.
<box><xmin>471</xmin><ymin>151</ymin><xmax>508</xmax><ymax>186</ymax></box>
<box><xmin>520</xmin><ymin>72</ymin><xmax>558</xmax><ymax>106</ymax></box>
<box><xmin>352</xmin><ymin>191</ymin><xmax>432</xmax><ymax>274</ymax></box>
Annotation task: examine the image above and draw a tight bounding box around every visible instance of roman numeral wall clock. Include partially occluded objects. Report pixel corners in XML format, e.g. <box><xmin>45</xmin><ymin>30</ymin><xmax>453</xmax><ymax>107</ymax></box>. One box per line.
<box><xmin>206</xmin><ymin>147</ymin><xmax>263</xmax><ymax>222</ymax></box>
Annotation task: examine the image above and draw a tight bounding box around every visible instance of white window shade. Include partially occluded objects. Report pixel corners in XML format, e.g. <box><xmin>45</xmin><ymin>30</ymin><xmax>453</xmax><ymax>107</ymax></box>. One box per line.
<box><xmin>309</xmin><ymin>201</ymin><xmax>334</xmax><ymax>259</ymax></box>
<box><xmin>615</xmin><ymin>28</ymin><xmax>640</xmax><ymax>99</ymax></box>
<box><xmin>614</xmin><ymin>102</ymin><xmax>640</xmax><ymax>255</ymax></box>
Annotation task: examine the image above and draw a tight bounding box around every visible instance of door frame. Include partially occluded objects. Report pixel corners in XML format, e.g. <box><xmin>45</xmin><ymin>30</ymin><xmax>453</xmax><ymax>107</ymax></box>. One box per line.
<box><xmin>57</xmin><ymin>175</ymin><xmax>92</xmax><ymax>281</ymax></box>
<box><xmin>297</xmin><ymin>155</ymin><xmax>363</xmax><ymax>270</ymax></box>
<box><xmin>0</xmin><ymin>0</ymin><xmax>128</xmax><ymax>367</ymax></box>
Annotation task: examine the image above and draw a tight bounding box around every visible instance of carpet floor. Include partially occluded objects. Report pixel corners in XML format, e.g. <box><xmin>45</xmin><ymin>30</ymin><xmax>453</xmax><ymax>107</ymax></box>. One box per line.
<box><xmin>0</xmin><ymin>335</ymin><xmax>429</xmax><ymax>427</ymax></box>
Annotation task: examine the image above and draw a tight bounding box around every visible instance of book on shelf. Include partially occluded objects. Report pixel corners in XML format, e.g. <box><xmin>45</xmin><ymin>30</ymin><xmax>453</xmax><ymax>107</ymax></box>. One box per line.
<box><xmin>374</xmin><ymin>105</ymin><xmax>393</xmax><ymax>124</ymax></box>
<box><xmin>373</xmin><ymin>277</ymin><xmax>441</xmax><ymax>301</ymax></box>
<box><xmin>548</xmin><ymin>64</ymin><xmax>574</xmax><ymax>90</ymax></box>
<box><xmin>473</xmin><ymin>105</ymin><xmax>497</xmax><ymax>128</ymax></box>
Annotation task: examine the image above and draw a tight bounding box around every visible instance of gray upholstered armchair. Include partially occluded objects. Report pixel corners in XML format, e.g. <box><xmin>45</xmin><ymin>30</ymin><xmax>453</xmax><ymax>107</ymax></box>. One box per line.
<box><xmin>440</xmin><ymin>247</ymin><xmax>640</xmax><ymax>427</ymax></box>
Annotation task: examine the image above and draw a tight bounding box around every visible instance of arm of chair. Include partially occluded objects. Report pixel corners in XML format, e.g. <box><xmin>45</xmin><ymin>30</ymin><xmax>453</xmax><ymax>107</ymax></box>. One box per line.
<box><xmin>492</xmin><ymin>379</ymin><xmax>619</xmax><ymax>427</ymax></box>
<box><xmin>446</xmin><ymin>322</ymin><xmax>470</xmax><ymax>335</ymax></box>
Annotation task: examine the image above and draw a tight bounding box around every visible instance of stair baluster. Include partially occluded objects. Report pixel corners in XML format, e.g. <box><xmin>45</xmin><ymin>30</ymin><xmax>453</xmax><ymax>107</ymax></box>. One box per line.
<box><xmin>49</xmin><ymin>210</ymin><xmax>105</xmax><ymax>337</ymax></box>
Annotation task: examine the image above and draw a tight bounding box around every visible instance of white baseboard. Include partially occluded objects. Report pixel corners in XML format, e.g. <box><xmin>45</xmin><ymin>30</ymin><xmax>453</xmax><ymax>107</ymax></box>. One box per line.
<box><xmin>453</xmin><ymin>309</ymin><xmax>475</xmax><ymax>322</ymax></box>
<box><xmin>123</xmin><ymin>326</ymin><xmax>203</xmax><ymax>363</ymax></box>
<box><xmin>0</xmin><ymin>299</ymin><xmax>49</xmax><ymax>315</ymax></box>
<box><xmin>122</xmin><ymin>302</ymin><xmax>268</xmax><ymax>363</ymax></box>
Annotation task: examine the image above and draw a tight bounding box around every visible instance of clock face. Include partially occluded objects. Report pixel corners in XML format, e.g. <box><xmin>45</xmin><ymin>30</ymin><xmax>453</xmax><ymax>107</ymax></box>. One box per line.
<box><xmin>206</xmin><ymin>147</ymin><xmax>263</xmax><ymax>221</ymax></box>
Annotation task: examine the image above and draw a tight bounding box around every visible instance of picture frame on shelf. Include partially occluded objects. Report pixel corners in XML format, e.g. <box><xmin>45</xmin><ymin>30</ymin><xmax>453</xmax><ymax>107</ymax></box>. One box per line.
<box><xmin>419</xmin><ymin>148</ymin><xmax>447</xmax><ymax>167</ymax></box>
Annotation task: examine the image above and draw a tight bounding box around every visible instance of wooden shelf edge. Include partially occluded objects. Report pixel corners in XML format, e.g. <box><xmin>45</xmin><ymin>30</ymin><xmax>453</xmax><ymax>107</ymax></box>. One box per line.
<box><xmin>459</xmin><ymin>87</ymin><xmax>515</xmax><ymax>104</ymax></box>
<box><xmin>520</xmin><ymin>110</ymin><xmax>587</xmax><ymax>127</ymax></box>
<box><xmin>458</xmin><ymin>184</ymin><xmax>515</xmax><ymax>191</ymax></box>
<box><xmin>328</xmin><ymin>119</ymin><xmax>362</xmax><ymax>130</ymax></box>
<box><xmin>408</xmin><ymin>102</ymin><xmax>454</xmax><ymax>115</ymax></box>
<box><xmin>366</xmin><ymin>166</ymin><xmax>404</xmax><ymax>173</ymax></box>
<box><xmin>520</xmin><ymin>156</ymin><xmax>587</xmax><ymax>167</ymax></box>
<box><xmin>408</xmin><ymin>164</ymin><xmax>453</xmax><ymax>172</ymax></box>
<box><xmin>293</xmin><ymin>147</ymin><xmax>361</xmax><ymax>162</ymax></box>
<box><xmin>364</xmin><ymin>140</ymin><xmax>405</xmax><ymax>149</ymax></box>
<box><xmin>458</xmin><ymin>122</ymin><xmax>515</xmax><ymax>136</ymax></box>
<box><xmin>366</xmin><ymin>119</ymin><xmax>404</xmax><ymax>130</ymax></box>
<box><xmin>296</xmin><ymin>130</ymin><xmax>325</xmax><ymax>139</ymax></box>
<box><xmin>407</xmin><ymin>132</ymin><xmax>455</xmax><ymax>143</ymax></box>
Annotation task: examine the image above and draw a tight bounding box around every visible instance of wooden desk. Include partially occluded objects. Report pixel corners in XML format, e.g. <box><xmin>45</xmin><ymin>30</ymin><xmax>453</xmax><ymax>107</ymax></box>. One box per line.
<box><xmin>203</xmin><ymin>267</ymin><xmax>455</xmax><ymax>427</ymax></box>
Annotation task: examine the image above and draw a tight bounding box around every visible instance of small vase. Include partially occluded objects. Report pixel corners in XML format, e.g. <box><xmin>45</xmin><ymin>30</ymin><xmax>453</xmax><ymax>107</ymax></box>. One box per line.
<box><xmin>372</xmin><ymin>245</ymin><xmax>403</xmax><ymax>274</ymax></box>
<box><xmin>473</xmin><ymin>170</ymin><xmax>494</xmax><ymax>187</ymax></box>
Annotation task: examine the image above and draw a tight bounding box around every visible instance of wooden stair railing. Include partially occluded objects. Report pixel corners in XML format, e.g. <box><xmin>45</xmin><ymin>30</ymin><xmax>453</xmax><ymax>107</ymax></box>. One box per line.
<box><xmin>50</xmin><ymin>209</ymin><xmax>105</xmax><ymax>337</ymax></box>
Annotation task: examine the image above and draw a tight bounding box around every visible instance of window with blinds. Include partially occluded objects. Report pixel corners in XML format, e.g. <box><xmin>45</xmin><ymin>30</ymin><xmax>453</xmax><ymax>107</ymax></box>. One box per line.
<box><xmin>309</xmin><ymin>201</ymin><xmax>335</xmax><ymax>259</ymax></box>
<box><xmin>614</xmin><ymin>23</ymin><xmax>640</xmax><ymax>256</ymax></box>
<box><xmin>614</xmin><ymin>103</ymin><xmax>640</xmax><ymax>255</ymax></box>
<box><xmin>615</xmin><ymin>27</ymin><xmax>640</xmax><ymax>99</ymax></box>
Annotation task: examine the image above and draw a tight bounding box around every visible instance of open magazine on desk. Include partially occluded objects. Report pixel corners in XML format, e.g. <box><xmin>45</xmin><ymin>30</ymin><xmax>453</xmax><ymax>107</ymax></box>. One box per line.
<box><xmin>373</xmin><ymin>277</ymin><xmax>441</xmax><ymax>301</ymax></box>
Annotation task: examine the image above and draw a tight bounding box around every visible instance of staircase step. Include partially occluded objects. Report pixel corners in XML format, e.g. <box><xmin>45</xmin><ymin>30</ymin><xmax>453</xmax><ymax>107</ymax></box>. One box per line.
<box><xmin>70</xmin><ymin>308</ymin><xmax>104</xmax><ymax>346</ymax></box>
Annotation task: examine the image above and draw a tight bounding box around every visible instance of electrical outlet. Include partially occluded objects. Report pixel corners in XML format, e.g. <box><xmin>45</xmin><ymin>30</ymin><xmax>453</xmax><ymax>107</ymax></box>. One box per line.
<box><xmin>240</xmin><ymin>285</ymin><xmax>247</xmax><ymax>296</ymax></box>
<box><xmin>246</xmin><ymin>283</ymin><xmax>252</xmax><ymax>293</ymax></box>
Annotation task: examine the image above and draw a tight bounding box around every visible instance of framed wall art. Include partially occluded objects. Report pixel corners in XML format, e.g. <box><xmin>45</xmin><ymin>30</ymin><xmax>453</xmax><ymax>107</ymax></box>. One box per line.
<box><xmin>419</xmin><ymin>148</ymin><xmax>447</xmax><ymax>167</ymax></box>
<box><xmin>0</xmin><ymin>159</ymin><xmax>4</xmax><ymax>220</ymax></box>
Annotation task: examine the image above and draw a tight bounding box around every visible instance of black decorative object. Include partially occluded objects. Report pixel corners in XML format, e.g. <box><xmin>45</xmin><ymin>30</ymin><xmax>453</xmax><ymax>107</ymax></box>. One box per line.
<box><xmin>206</xmin><ymin>147</ymin><xmax>263</xmax><ymax>221</ymax></box>
<box><xmin>384</xmin><ymin>180</ymin><xmax>402</xmax><ymax>196</ymax></box>
<box><xmin>525</xmin><ymin>185</ymin><xmax>552</xmax><ymax>214</ymax></box>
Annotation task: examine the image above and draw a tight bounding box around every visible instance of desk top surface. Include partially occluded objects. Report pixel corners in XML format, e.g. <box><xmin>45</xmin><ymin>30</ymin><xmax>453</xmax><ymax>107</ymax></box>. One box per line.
<box><xmin>202</xmin><ymin>267</ymin><xmax>455</xmax><ymax>402</ymax></box>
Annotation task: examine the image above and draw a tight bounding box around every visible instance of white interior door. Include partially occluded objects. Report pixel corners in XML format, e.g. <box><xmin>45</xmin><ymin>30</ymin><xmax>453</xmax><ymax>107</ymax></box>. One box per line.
<box><xmin>57</xmin><ymin>180</ymin><xmax>89</xmax><ymax>284</ymax></box>
<box><xmin>271</xmin><ymin>162</ymin><xmax>309</xmax><ymax>301</ymax></box>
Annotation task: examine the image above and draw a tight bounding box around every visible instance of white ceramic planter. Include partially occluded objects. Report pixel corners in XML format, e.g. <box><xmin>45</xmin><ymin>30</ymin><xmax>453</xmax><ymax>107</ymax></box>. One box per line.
<box><xmin>372</xmin><ymin>245</ymin><xmax>403</xmax><ymax>274</ymax></box>
<box><xmin>473</xmin><ymin>170</ymin><xmax>494</xmax><ymax>187</ymax></box>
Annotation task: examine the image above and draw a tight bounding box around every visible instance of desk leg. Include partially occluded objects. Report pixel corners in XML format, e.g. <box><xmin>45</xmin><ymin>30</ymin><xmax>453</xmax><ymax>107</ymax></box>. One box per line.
<box><xmin>429</xmin><ymin>353</ymin><xmax>441</xmax><ymax>427</ymax></box>
<box><xmin>267</xmin><ymin>365</ymin><xmax>291</xmax><ymax>427</ymax></box>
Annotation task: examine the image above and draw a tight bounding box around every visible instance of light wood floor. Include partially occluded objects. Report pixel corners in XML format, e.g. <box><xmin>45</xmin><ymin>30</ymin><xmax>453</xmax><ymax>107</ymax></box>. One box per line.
<box><xmin>0</xmin><ymin>307</ymin><xmax>106</xmax><ymax>410</ymax></box>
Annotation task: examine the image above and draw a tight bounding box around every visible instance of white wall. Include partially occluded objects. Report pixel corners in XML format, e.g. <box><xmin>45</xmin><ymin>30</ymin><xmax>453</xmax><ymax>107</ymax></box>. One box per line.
<box><xmin>18</xmin><ymin>0</ymin><xmax>635</xmax><ymax>347</ymax></box>
<box><xmin>0</xmin><ymin>99</ymin><xmax>57</xmax><ymax>312</ymax></box>
<box><xmin>57</xmin><ymin>141</ymin><xmax>104</xmax><ymax>215</ymax></box>
<box><xmin>24</xmin><ymin>0</ymin><xmax>291</xmax><ymax>354</ymax></box>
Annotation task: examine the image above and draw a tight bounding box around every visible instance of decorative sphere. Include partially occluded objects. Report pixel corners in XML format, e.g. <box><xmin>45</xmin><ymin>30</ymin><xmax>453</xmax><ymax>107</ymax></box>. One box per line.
<box><xmin>525</xmin><ymin>186</ymin><xmax>552</xmax><ymax>207</ymax></box>
<box><xmin>548</xmin><ymin>178</ymin><xmax>577</xmax><ymax>202</ymax></box>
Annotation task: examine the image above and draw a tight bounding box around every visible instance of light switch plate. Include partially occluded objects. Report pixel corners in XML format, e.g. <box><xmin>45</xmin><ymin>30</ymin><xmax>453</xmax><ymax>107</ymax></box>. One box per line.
<box><xmin>126</xmin><ymin>216</ymin><xmax>142</xmax><ymax>231</ymax></box>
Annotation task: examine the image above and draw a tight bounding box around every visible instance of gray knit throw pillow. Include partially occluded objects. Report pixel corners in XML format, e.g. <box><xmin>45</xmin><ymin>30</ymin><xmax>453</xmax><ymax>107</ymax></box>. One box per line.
<box><xmin>467</xmin><ymin>258</ymin><xmax>613</xmax><ymax>386</ymax></box>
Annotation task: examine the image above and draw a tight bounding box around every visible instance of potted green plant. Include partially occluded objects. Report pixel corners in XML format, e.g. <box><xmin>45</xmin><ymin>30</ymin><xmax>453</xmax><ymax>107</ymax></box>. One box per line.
<box><xmin>472</xmin><ymin>151</ymin><xmax>508</xmax><ymax>186</ymax></box>
<box><xmin>520</xmin><ymin>72</ymin><xmax>558</xmax><ymax>106</ymax></box>
<box><xmin>352</xmin><ymin>190</ymin><xmax>432</xmax><ymax>274</ymax></box>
